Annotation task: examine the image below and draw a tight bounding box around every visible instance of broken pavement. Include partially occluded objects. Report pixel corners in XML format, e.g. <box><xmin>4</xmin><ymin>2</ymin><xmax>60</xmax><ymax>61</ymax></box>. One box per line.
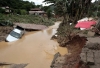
<box><xmin>14</xmin><ymin>23</ymin><xmax>47</xmax><ymax>31</ymax></box>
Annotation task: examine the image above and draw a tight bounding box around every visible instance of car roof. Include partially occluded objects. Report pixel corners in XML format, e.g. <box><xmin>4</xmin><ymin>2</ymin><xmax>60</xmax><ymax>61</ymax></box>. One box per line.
<box><xmin>13</xmin><ymin>28</ymin><xmax>22</xmax><ymax>33</ymax></box>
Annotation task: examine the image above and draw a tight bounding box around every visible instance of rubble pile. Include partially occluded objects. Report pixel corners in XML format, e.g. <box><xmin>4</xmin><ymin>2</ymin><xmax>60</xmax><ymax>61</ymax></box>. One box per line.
<box><xmin>80</xmin><ymin>43</ymin><xmax>100</xmax><ymax>68</ymax></box>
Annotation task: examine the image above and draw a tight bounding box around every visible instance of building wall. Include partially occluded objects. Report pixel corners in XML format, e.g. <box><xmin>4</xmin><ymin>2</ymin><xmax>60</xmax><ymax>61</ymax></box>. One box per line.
<box><xmin>1</xmin><ymin>6</ymin><xmax>11</xmax><ymax>13</ymax></box>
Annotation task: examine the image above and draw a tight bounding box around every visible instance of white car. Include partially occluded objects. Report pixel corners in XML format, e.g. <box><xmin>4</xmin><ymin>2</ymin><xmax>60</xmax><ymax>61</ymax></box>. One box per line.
<box><xmin>6</xmin><ymin>28</ymin><xmax>25</xmax><ymax>42</ymax></box>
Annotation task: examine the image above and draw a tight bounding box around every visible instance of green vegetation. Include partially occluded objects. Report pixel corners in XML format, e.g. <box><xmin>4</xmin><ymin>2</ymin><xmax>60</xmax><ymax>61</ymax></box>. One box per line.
<box><xmin>0</xmin><ymin>0</ymin><xmax>35</xmax><ymax>11</ymax></box>
<box><xmin>0</xmin><ymin>19</ymin><xmax>13</xmax><ymax>26</ymax></box>
<box><xmin>0</xmin><ymin>14</ymin><xmax>56</xmax><ymax>26</ymax></box>
<box><xmin>44</xmin><ymin>0</ymin><xmax>91</xmax><ymax>24</ymax></box>
<box><xmin>44</xmin><ymin>0</ymin><xmax>92</xmax><ymax>46</ymax></box>
<box><xmin>89</xmin><ymin>1</ymin><xmax>100</xmax><ymax>17</ymax></box>
<box><xmin>0</xmin><ymin>7</ymin><xmax>5</xmax><ymax>13</ymax></box>
<box><xmin>0</xmin><ymin>0</ymin><xmax>58</xmax><ymax>26</ymax></box>
<box><xmin>0</xmin><ymin>0</ymin><xmax>48</xmax><ymax>15</ymax></box>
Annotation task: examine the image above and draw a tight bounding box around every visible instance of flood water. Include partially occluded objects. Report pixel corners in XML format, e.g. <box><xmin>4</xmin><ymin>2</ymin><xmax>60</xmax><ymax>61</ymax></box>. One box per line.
<box><xmin>0</xmin><ymin>22</ymin><xmax>68</xmax><ymax>68</ymax></box>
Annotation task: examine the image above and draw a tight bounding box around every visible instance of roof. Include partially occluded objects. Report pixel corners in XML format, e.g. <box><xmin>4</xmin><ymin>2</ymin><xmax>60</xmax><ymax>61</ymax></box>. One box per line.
<box><xmin>29</xmin><ymin>11</ymin><xmax>45</xmax><ymax>14</ymax></box>
<box><xmin>30</xmin><ymin>8</ymin><xmax>41</xmax><ymax>11</ymax></box>
<box><xmin>75</xmin><ymin>20</ymin><xmax>96</xmax><ymax>29</ymax></box>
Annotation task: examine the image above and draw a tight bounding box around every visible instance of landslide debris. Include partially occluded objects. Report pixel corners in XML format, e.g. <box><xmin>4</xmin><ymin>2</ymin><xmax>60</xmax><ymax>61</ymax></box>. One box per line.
<box><xmin>0</xmin><ymin>26</ymin><xmax>13</xmax><ymax>42</ymax></box>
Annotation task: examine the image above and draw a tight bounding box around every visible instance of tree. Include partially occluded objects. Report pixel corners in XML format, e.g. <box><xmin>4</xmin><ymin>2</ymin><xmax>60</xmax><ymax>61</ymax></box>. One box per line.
<box><xmin>20</xmin><ymin>9</ymin><xmax>27</xmax><ymax>15</ymax></box>
<box><xmin>0</xmin><ymin>7</ymin><xmax>5</xmax><ymax>13</ymax></box>
<box><xmin>0</xmin><ymin>0</ymin><xmax>36</xmax><ymax>13</ymax></box>
<box><xmin>41</xmin><ymin>6</ymin><xmax>53</xmax><ymax>18</ymax></box>
<box><xmin>41</xmin><ymin>6</ymin><xmax>49</xmax><ymax>12</ymax></box>
<box><xmin>89</xmin><ymin>0</ymin><xmax>100</xmax><ymax>17</ymax></box>
<box><xmin>44</xmin><ymin>0</ymin><xmax>92</xmax><ymax>46</ymax></box>
<box><xmin>21</xmin><ymin>1</ymin><xmax>35</xmax><ymax>11</ymax></box>
<box><xmin>44</xmin><ymin>0</ymin><xmax>92</xmax><ymax>23</ymax></box>
<box><xmin>47</xmin><ymin>9</ymin><xmax>52</xmax><ymax>19</ymax></box>
<box><xmin>44</xmin><ymin>1</ymin><xmax>92</xmax><ymax>68</ymax></box>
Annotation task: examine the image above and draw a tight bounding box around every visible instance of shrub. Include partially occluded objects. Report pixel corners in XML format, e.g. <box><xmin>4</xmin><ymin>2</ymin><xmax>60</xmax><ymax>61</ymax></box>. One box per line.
<box><xmin>20</xmin><ymin>9</ymin><xmax>27</xmax><ymax>15</ymax></box>
<box><xmin>0</xmin><ymin>8</ymin><xmax>5</xmax><ymax>13</ymax></box>
<box><xmin>0</xmin><ymin>15</ymin><xmax>56</xmax><ymax>26</ymax></box>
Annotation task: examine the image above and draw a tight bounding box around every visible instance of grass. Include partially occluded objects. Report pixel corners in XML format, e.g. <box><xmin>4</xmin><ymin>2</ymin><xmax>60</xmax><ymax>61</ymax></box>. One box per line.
<box><xmin>0</xmin><ymin>14</ymin><xmax>57</xmax><ymax>26</ymax></box>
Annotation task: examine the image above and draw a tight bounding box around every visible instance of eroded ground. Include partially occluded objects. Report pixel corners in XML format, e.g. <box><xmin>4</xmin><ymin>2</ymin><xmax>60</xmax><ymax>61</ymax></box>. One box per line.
<box><xmin>0</xmin><ymin>26</ymin><xmax>13</xmax><ymax>42</ymax></box>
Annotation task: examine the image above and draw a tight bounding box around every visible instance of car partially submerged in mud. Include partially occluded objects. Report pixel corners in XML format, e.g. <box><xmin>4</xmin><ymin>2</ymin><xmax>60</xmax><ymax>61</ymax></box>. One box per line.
<box><xmin>6</xmin><ymin>28</ymin><xmax>25</xmax><ymax>42</ymax></box>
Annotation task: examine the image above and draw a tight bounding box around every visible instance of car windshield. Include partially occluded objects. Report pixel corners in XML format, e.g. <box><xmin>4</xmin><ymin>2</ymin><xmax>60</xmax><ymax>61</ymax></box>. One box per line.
<box><xmin>10</xmin><ymin>31</ymin><xmax>20</xmax><ymax>39</ymax></box>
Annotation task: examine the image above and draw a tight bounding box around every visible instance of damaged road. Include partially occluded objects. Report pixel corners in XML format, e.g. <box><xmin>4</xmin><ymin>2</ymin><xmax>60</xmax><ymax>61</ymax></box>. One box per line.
<box><xmin>0</xmin><ymin>21</ymin><xmax>68</xmax><ymax>68</ymax></box>
<box><xmin>14</xmin><ymin>23</ymin><xmax>47</xmax><ymax>31</ymax></box>
<box><xmin>0</xmin><ymin>23</ymin><xmax>48</xmax><ymax>42</ymax></box>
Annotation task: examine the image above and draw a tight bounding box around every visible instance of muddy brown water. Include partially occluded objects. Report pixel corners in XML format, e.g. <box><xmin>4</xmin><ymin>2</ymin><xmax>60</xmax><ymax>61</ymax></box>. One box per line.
<box><xmin>0</xmin><ymin>21</ymin><xmax>68</xmax><ymax>68</ymax></box>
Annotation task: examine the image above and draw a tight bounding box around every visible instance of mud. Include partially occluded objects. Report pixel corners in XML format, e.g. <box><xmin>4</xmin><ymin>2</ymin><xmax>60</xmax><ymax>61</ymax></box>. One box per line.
<box><xmin>0</xmin><ymin>26</ymin><xmax>13</xmax><ymax>42</ymax></box>
<box><xmin>0</xmin><ymin>21</ymin><xmax>68</xmax><ymax>68</ymax></box>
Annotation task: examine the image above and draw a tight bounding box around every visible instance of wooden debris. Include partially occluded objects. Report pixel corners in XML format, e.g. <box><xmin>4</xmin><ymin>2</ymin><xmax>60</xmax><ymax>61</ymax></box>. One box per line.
<box><xmin>0</xmin><ymin>62</ymin><xmax>28</xmax><ymax>68</ymax></box>
<box><xmin>9</xmin><ymin>64</ymin><xmax>28</xmax><ymax>68</ymax></box>
<box><xmin>0</xmin><ymin>62</ymin><xmax>12</xmax><ymax>65</ymax></box>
